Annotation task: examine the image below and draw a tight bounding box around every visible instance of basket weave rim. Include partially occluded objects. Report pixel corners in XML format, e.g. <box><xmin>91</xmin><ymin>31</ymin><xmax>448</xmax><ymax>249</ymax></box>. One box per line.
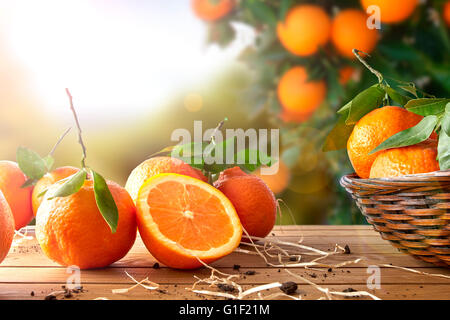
<box><xmin>343</xmin><ymin>170</ymin><xmax>450</xmax><ymax>183</ymax></box>
<box><xmin>340</xmin><ymin>170</ymin><xmax>450</xmax><ymax>194</ymax></box>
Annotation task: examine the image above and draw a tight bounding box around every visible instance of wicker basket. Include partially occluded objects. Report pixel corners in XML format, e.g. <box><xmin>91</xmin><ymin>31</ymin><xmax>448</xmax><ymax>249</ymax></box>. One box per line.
<box><xmin>340</xmin><ymin>170</ymin><xmax>450</xmax><ymax>267</ymax></box>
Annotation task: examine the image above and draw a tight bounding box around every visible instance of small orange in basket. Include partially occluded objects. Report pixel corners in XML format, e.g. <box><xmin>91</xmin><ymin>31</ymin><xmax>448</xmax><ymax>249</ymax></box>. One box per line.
<box><xmin>31</xmin><ymin>166</ymin><xmax>80</xmax><ymax>215</ymax></box>
<box><xmin>277</xmin><ymin>4</ymin><xmax>331</xmax><ymax>57</ymax></box>
<box><xmin>0</xmin><ymin>161</ymin><xmax>33</xmax><ymax>230</ymax></box>
<box><xmin>214</xmin><ymin>167</ymin><xmax>277</xmax><ymax>240</ymax></box>
<box><xmin>331</xmin><ymin>9</ymin><xmax>378</xmax><ymax>59</ymax></box>
<box><xmin>369</xmin><ymin>140</ymin><xmax>440</xmax><ymax>178</ymax></box>
<box><xmin>277</xmin><ymin>66</ymin><xmax>326</xmax><ymax>122</ymax></box>
<box><xmin>361</xmin><ymin>0</ymin><xmax>418</xmax><ymax>24</ymax></box>
<box><xmin>0</xmin><ymin>190</ymin><xmax>14</xmax><ymax>264</ymax></box>
<box><xmin>136</xmin><ymin>173</ymin><xmax>242</xmax><ymax>269</ymax></box>
<box><xmin>347</xmin><ymin>106</ymin><xmax>425</xmax><ymax>179</ymax></box>
<box><xmin>36</xmin><ymin>180</ymin><xmax>137</xmax><ymax>269</ymax></box>
<box><xmin>126</xmin><ymin>156</ymin><xmax>207</xmax><ymax>203</ymax></box>
<box><xmin>191</xmin><ymin>0</ymin><xmax>234</xmax><ymax>22</ymax></box>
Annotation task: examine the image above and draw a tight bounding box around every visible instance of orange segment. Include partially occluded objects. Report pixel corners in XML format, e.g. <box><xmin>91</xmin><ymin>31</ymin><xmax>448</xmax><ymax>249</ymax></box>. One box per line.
<box><xmin>136</xmin><ymin>173</ymin><xmax>242</xmax><ymax>269</ymax></box>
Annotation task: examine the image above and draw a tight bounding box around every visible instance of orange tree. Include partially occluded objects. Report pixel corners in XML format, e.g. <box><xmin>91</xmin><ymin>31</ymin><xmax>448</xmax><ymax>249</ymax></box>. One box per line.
<box><xmin>193</xmin><ymin>0</ymin><xmax>450</xmax><ymax>224</ymax></box>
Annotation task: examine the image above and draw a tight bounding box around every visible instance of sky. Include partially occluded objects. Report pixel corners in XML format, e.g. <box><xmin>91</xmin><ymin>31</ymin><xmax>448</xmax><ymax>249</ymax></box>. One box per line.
<box><xmin>0</xmin><ymin>0</ymin><xmax>254</xmax><ymax>124</ymax></box>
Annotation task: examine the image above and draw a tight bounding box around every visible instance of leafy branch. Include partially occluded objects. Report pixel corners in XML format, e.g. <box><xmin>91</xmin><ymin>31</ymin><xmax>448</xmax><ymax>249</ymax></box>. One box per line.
<box><xmin>17</xmin><ymin>127</ymin><xmax>72</xmax><ymax>188</ymax></box>
<box><xmin>152</xmin><ymin>118</ymin><xmax>274</xmax><ymax>182</ymax></box>
<box><xmin>35</xmin><ymin>89</ymin><xmax>120</xmax><ymax>233</ymax></box>
<box><xmin>323</xmin><ymin>50</ymin><xmax>450</xmax><ymax>170</ymax></box>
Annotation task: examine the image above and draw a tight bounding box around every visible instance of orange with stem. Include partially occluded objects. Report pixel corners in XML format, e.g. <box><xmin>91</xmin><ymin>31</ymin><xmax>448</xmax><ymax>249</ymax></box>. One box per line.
<box><xmin>36</xmin><ymin>89</ymin><xmax>137</xmax><ymax>269</ymax></box>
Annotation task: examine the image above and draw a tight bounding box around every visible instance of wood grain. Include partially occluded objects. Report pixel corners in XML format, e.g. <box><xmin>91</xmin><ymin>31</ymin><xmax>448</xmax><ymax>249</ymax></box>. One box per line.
<box><xmin>1</xmin><ymin>226</ymin><xmax>449</xmax><ymax>300</ymax></box>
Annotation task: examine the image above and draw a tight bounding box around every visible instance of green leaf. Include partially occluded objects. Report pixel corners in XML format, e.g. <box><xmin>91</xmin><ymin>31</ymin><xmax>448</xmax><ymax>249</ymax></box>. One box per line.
<box><xmin>336</xmin><ymin>99</ymin><xmax>352</xmax><ymax>115</ymax></box>
<box><xmin>171</xmin><ymin>142</ymin><xmax>207</xmax><ymax>157</ymax></box>
<box><xmin>437</xmin><ymin>102</ymin><xmax>450</xmax><ymax>170</ymax></box>
<box><xmin>323</xmin><ymin>111</ymin><xmax>355</xmax><ymax>152</ymax></box>
<box><xmin>385</xmin><ymin>87</ymin><xmax>411</xmax><ymax>106</ymax></box>
<box><xmin>370</xmin><ymin>115</ymin><xmax>438</xmax><ymax>154</ymax></box>
<box><xmin>405</xmin><ymin>98</ymin><xmax>450</xmax><ymax>116</ymax></box>
<box><xmin>46</xmin><ymin>170</ymin><xmax>87</xmax><ymax>200</ymax></box>
<box><xmin>43</xmin><ymin>155</ymin><xmax>55</xmax><ymax>172</ymax></box>
<box><xmin>279</xmin><ymin>0</ymin><xmax>292</xmax><ymax>21</ymax></box>
<box><xmin>21</xmin><ymin>179</ymin><xmax>37</xmax><ymax>189</ymax></box>
<box><xmin>235</xmin><ymin>149</ymin><xmax>272</xmax><ymax>172</ymax></box>
<box><xmin>441</xmin><ymin>103</ymin><xmax>450</xmax><ymax>136</ymax></box>
<box><xmin>245</xmin><ymin>0</ymin><xmax>277</xmax><ymax>28</ymax></box>
<box><xmin>16</xmin><ymin>147</ymin><xmax>48</xmax><ymax>180</ymax></box>
<box><xmin>92</xmin><ymin>171</ymin><xmax>118</xmax><ymax>234</ymax></box>
<box><xmin>345</xmin><ymin>86</ymin><xmax>385</xmax><ymax>125</ymax></box>
<box><xmin>398</xmin><ymin>83</ymin><xmax>418</xmax><ymax>98</ymax></box>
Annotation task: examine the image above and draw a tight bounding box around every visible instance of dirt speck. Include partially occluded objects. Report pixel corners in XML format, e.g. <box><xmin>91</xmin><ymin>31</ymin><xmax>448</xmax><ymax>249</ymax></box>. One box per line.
<box><xmin>280</xmin><ymin>282</ymin><xmax>297</xmax><ymax>295</ymax></box>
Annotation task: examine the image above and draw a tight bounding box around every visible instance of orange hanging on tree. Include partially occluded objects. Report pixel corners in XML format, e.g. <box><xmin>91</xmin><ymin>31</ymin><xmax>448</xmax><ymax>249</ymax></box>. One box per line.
<box><xmin>277</xmin><ymin>66</ymin><xmax>326</xmax><ymax>122</ymax></box>
<box><xmin>361</xmin><ymin>0</ymin><xmax>418</xmax><ymax>24</ymax></box>
<box><xmin>444</xmin><ymin>1</ymin><xmax>450</xmax><ymax>27</ymax></box>
<box><xmin>331</xmin><ymin>9</ymin><xmax>379</xmax><ymax>59</ymax></box>
<box><xmin>276</xmin><ymin>4</ymin><xmax>331</xmax><ymax>57</ymax></box>
<box><xmin>191</xmin><ymin>0</ymin><xmax>234</xmax><ymax>22</ymax></box>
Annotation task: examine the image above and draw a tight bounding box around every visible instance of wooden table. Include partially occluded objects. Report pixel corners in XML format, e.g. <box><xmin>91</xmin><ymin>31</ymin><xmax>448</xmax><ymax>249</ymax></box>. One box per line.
<box><xmin>1</xmin><ymin>225</ymin><xmax>449</xmax><ymax>300</ymax></box>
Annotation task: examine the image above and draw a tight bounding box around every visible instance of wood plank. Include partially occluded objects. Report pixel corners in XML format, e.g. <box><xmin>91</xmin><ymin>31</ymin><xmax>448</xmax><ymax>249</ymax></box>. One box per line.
<box><xmin>4</xmin><ymin>236</ymin><xmax>433</xmax><ymax>269</ymax></box>
<box><xmin>3</xmin><ymin>248</ymin><xmax>433</xmax><ymax>269</ymax></box>
<box><xmin>0</xmin><ymin>283</ymin><xmax>448</xmax><ymax>300</ymax></box>
<box><xmin>3</xmin><ymin>226</ymin><xmax>448</xmax><ymax>301</ymax></box>
<box><xmin>1</xmin><ymin>266</ymin><xmax>449</xmax><ymax>285</ymax></box>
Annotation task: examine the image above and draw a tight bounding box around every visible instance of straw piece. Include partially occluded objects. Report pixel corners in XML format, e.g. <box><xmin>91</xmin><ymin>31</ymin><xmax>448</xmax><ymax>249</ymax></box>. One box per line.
<box><xmin>112</xmin><ymin>271</ymin><xmax>159</xmax><ymax>294</ymax></box>
<box><xmin>381</xmin><ymin>264</ymin><xmax>450</xmax><ymax>280</ymax></box>
<box><xmin>285</xmin><ymin>270</ymin><xmax>381</xmax><ymax>300</ymax></box>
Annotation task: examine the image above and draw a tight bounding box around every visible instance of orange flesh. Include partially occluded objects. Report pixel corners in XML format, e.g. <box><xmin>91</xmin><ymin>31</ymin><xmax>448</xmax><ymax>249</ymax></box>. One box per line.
<box><xmin>147</xmin><ymin>181</ymin><xmax>234</xmax><ymax>251</ymax></box>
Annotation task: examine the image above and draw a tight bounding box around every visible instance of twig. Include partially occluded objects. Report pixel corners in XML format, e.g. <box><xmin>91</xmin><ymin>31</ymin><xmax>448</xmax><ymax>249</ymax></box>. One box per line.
<box><xmin>48</xmin><ymin>127</ymin><xmax>72</xmax><ymax>156</ymax></box>
<box><xmin>65</xmin><ymin>88</ymin><xmax>88</xmax><ymax>168</ymax></box>
<box><xmin>352</xmin><ymin>49</ymin><xmax>384</xmax><ymax>84</ymax></box>
<box><xmin>210</xmin><ymin>118</ymin><xmax>228</xmax><ymax>145</ymax></box>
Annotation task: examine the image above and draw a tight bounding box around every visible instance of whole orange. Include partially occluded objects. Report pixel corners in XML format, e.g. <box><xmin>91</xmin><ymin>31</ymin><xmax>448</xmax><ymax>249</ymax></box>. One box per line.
<box><xmin>331</xmin><ymin>9</ymin><xmax>378</xmax><ymax>59</ymax></box>
<box><xmin>277</xmin><ymin>4</ymin><xmax>331</xmax><ymax>57</ymax></box>
<box><xmin>361</xmin><ymin>0</ymin><xmax>418</xmax><ymax>24</ymax></box>
<box><xmin>277</xmin><ymin>66</ymin><xmax>326</xmax><ymax>122</ymax></box>
<box><xmin>370</xmin><ymin>140</ymin><xmax>439</xmax><ymax>178</ymax></box>
<box><xmin>347</xmin><ymin>106</ymin><xmax>424</xmax><ymax>179</ymax></box>
<box><xmin>444</xmin><ymin>1</ymin><xmax>450</xmax><ymax>27</ymax></box>
<box><xmin>36</xmin><ymin>180</ymin><xmax>137</xmax><ymax>269</ymax></box>
<box><xmin>214</xmin><ymin>167</ymin><xmax>277</xmax><ymax>239</ymax></box>
<box><xmin>0</xmin><ymin>190</ymin><xmax>14</xmax><ymax>264</ymax></box>
<box><xmin>339</xmin><ymin>66</ymin><xmax>356</xmax><ymax>85</ymax></box>
<box><xmin>253</xmin><ymin>160</ymin><xmax>290</xmax><ymax>195</ymax></box>
<box><xmin>125</xmin><ymin>156</ymin><xmax>207</xmax><ymax>203</ymax></box>
<box><xmin>191</xmin><ymin>0</ymin><xmax>234</xmax><ymax>22</ymax></box>
<box><xmin>32</xmin><ymin>166</ymin><xmax>79</xmax><ymax>216</ymax></box>
<box><xmin>0</xmin><ymin>161</ymin><xmax>33</xmax><ymax>230</ymax></box>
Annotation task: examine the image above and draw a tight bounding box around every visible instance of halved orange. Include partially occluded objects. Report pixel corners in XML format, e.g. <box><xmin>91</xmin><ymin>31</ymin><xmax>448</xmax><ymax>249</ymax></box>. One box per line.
<box><xmin>136</xmin><ymin>173</ymin><xmax>242</xmax><ymax>269</ymax></box>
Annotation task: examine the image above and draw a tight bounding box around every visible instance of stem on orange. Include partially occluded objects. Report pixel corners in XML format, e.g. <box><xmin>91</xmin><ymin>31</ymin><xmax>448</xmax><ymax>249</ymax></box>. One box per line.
<box><xmin>352</xmin><ymin>49</ymin><xmax>384</xmax><ymax>84</ymax></box>
<box><xmin>48</xmin><ymin>127</ymin><xmax>72</xmax><ymax>157</ymax></box>
<box><xmin>65</xmin><ymin>88</ymin><xmax>88</xmax><ymax>169</ymax></box>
